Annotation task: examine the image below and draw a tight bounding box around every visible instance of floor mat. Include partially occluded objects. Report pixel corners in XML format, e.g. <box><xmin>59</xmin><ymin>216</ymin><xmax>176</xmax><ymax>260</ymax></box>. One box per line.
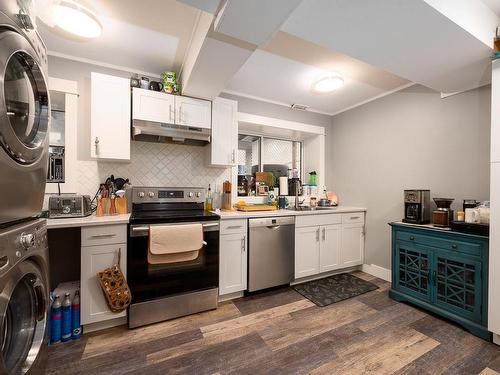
<box><xmin>292</xmin><ymin>273</ymin><xmax>378</xmax><ymax>307</ymax></box>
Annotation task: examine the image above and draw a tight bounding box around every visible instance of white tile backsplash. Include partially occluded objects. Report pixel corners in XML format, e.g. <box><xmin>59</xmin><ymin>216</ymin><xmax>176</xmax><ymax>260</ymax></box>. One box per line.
<box><xmin>49</xmin><ymin>141</ymin><xmax>231</xmax><ymax>199</ymax></box>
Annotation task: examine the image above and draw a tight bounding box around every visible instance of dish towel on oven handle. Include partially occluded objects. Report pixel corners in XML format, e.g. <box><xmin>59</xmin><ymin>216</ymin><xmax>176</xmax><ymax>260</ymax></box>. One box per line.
<box><xmin>148</xmin><ymin>223</ymin><xmax>205</xmax><ymax>265</ymax></box>
<box><xmin>96</xmin><ymin>248</ymin><xmax>131</xmax><ymax>313</ymax></box>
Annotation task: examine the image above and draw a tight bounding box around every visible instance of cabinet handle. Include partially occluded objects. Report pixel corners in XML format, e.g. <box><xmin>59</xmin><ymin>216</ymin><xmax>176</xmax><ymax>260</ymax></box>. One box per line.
<box><xmin>94</xmin><ymin>137</ymin><xmax>99</xmax><ymax>154</ymax></box>
<box><xmin>231</xmin><ymin>150</ymin><xmax>236</xmax><ymax>164</ymax></box>
<box><xmin>451</xmin><ymin>244</ymin><xmax>457</xmax><ymax>249</ymax></box>
<box><xmin>316</xmin><ymin>228</ymin><xmax>320</xmax><ymax>242</ymax></box>
<box><xmin>90</xmin><ymin>233</ymin><xmax>116</xmax><ymax>238</ymax></box>
<box><xmin>322</xmin><ymin>227</ymin><xmax>326</xmax><ymax>241</ymax></box>
<box><xmin>241</xmin><ymin>236</ymin><xmax>246</xmax><ymax>252</ymax></box>
<box><xmin>432</xmin><ymin>270</ymin><xmax>437</xmax><ymax>286</ymax></box>
<box><xmin>410</xmin><ymin>236</ymin><xmax>415</xmax><ymax>240</ymax></box>
<box><xmin>227</xmin><ymin>225</ymin><xmax>242</xmax><ymax>229</ymax></box>
<box><xmin>350</xmin><ymin>216</ymin><xmax>360</xmax><ymax>220</ymax></box>
<box><xmin>179</xmin><ymin>105</ymin><xmax>182</xmax><ymax>123</ymax></box>
<box><xmin>169</xmin><ymin>104</ymin><xmax>172</xmax><ymax>122</ymax></box>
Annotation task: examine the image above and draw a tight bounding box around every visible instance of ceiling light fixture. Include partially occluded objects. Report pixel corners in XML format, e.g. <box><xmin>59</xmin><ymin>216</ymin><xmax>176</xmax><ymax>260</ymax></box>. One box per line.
<box><xmin>53</xmin><ymin>0</ymin><xmax>102</xmax><ymax>39</ymax></box>
<box><xmin>312</xmin><ymin>74</ymin><xmax>344</xmax><ymax>93</ymax></box>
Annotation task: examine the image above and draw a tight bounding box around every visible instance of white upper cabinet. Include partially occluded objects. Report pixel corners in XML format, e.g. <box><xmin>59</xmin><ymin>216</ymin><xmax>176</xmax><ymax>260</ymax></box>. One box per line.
<box><xmin>175</xmin><ymin>95</ymin><xmax>211</xmax><ymax>129</ymax></box>
<box><xmin>132</xmin><ymin>88</ymin><xmax>174</xmax><ymax>124</ymax></box>
<box><xmin>207</xmin><ymin>97</ymin><xmax>238</xmax><ymax>166</ymax></box>
<box><xmin>91</xmin><ymin>73</ymin><xmax>130</xmax><ymax>160</ymax></box>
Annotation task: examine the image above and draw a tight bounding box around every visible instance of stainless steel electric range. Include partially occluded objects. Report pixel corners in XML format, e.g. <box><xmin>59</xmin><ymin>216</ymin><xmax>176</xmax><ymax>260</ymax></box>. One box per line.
<box><xmin>127</xmin><ymin>187</ymin><xmax>220</xmax><ymax>328</ymax></box>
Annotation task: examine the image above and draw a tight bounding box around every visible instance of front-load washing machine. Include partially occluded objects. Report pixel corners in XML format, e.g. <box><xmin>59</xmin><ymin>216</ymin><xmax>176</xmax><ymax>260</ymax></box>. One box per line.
<box><xmin>0</xmin><ymin>0</ymin><xmax>50</xmax><ymax>225</ymax></box>
<box><xmin>0</xmin><ymin>218</ymin><xmax>49</xmax><ymax>375</ymax></box>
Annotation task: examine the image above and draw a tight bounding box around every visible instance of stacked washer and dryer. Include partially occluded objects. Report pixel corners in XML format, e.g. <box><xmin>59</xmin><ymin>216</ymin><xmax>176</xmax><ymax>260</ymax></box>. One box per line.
<box><xmin>0</xmin><ymin>1</ymin><xmax>51</xmax><ymax>374</ymax></box>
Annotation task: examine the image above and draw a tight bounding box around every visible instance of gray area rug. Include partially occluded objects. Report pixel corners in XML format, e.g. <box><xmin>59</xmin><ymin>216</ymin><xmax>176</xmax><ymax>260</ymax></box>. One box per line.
<box><xmin>292</xmin><ymin>273</ymin><xmax>378</xmax><ymax>307</ymax></box>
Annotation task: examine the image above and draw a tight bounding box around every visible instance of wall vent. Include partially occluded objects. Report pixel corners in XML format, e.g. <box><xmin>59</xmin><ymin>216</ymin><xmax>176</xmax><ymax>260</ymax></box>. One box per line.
<box><xmin>291</xmin><ymin>103</ymin><xmax>308</xmax><ymax>111</ymax></box>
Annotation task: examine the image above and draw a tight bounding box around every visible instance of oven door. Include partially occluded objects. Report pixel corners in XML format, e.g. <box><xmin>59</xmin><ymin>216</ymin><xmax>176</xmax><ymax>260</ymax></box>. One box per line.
<box><xmin>128</xmin><ymin>222</ymin><xmax>219</xmax><ymax>304</ymax></box>
<box><xmin>0</xmin><ymin>30</ymin><xmax>49</xmax><ymax>165</ymax></box>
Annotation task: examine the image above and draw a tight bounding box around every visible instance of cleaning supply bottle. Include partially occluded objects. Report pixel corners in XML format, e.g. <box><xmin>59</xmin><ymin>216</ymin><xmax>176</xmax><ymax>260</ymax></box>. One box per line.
<box><xmin>205</xmin><ymin>184</ymin><xmax>213</xmax><ymax>211</ymax></box>
<box><xmin>50</xmin><ymin>295</ymin><xmax>62</xmax><ymax>344</ymax></box>
<box><xmin>72</xmin><ymin>290</ymin><xmax>81</xmax><ymax>340</ymax></box>
<box><xmin>61</xmin><ymin>293</ymin><xmax>72</xmax><ymax>342</ymax></box>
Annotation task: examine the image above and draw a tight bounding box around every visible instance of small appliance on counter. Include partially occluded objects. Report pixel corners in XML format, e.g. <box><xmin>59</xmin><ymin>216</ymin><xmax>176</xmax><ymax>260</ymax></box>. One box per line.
<box><xmin>403</xmin><ymin>189</ymin><xmax>430</xmax><ymax>224</ymax></box>
<box><xmin>288</xmin><ymin>177</ymin><xmax>302</xmax><ymax>197</ymax></box>
<box><xmin>48</xmin><ymin>194</ymin><xmax>92</xmax><ymax>218</ymax></box>
<box><xmin>432</xmin><ymin>198</ymin><xmax>454</xmax><ymax>228</ymax></box>
<box><xmin>463</xmin><ymin>199</ymin><xmax>480</xmax><ymax>212</ymax></box>
<box><xmin>47</xmin><ymin>146</ymin><xmax>65</xmax><ymax>183</ymax></box>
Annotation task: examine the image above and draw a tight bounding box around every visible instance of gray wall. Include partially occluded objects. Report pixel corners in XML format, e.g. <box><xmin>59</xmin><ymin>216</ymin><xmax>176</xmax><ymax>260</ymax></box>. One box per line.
<box><xmin>326</xmin><ymin>84</ymin><xmax>491</xmax><ymax>270</ymax></box>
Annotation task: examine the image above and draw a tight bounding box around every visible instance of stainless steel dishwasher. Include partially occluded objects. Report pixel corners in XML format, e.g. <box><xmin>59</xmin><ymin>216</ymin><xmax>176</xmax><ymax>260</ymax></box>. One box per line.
<box><xmin>248</xmin><ymin>216</ymin><xmax>295</xmax><ymax>292</ymax></box>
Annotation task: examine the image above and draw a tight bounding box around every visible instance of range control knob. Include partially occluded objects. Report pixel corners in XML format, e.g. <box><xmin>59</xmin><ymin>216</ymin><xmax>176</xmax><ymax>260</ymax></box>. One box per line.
<box><xmin>62</xmin><ymin>206</ymin><xmax>71</xmax><ymax>214</ymax></box>
<box><xmin>188</xmin><ymin>192</ymin><xmax>194</xmax><ymax>198</ymax></box>
<box><xmin>148</xmin><ymin>191</ymin><xmax>155</xmax><ymax>198</ymax></box>
<box><xmin>20</xmin><ymin>233</ymin><xmax>35</xmax><ymax>250</ymax></box>
<box><xmin>195</xmin><ymin>192</ymin><xmax>201</xmax><ymax>198</ymax></box>
<box><xmin>138</xmin><ymin>191</ymin><xmax>145</xmax><ymax>198</ymax></box>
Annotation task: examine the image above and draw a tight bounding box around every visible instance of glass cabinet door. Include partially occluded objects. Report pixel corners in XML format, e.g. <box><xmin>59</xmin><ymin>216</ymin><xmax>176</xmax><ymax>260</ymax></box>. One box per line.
<box><xmin>394</xmin><ymin>241</ymin><xmax>432</xmax><ymax>302</ymax></box>
<box><xmin>434</xmin><ymin>251</ymin><xmax>482</xmax><ymax>323</ymax></box>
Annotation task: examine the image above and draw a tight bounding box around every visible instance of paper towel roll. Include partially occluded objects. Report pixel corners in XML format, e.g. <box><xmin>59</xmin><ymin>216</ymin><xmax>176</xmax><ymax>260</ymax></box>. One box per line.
<box><xmin>279</xmin><ymin>177</ymin><xmax>288</xmax><ymax>196</ymax></box>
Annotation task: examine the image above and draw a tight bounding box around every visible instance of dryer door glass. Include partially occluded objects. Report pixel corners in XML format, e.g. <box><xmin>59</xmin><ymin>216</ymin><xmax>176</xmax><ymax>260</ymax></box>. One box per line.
<box><xmin>1</xmin><ymin>272</ymin><xmax>47</xmax><ymax>374</ymax></box>
<box><xmin>4</xmin><ymin>50</ymin><xmax>49</xmax><ymax>163</ymax></box>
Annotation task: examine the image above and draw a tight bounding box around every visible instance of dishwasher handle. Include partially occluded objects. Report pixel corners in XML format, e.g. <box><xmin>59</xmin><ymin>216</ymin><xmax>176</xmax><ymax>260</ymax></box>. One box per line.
<box><xmin>248</xmin><ymin>216</ymin><xmax>295</xmax><ymax>227</ymax></box>
<box><xmin>266</xmin><ymin>225</ymin><xmax>281</xmax><ymax>230</ymax></box>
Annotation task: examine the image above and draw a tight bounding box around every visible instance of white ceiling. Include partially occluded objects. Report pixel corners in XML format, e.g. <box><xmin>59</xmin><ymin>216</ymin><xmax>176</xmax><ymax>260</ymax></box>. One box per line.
<box><xmin>37</xmin><ymin>0</ymin><xmax>201</xmax><ymax>76</ymax></box>
<box><xmin>482</xmin><ymin>0</ymin><xmax>500</xmax><ymax>17</ymax></box>
<box><xmin>227</xmin><ymin>49</ymin><xmax>408</xmax><ymax>115</ymax></box>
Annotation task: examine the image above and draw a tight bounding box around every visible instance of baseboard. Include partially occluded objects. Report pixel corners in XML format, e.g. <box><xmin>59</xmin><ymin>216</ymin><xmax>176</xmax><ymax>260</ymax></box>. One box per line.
<box><xmin>493</xmin><ymin>333</ymin><xmax>500</xmax><ymax>346</ymax></box>
<box><xmin>291</xmin><ymin>266</ymin><xmax>362</xmax><ymax>285</ymax></box>
<box><xmin>83</xmin><ymin>316</ymin><xmax>127</xmax><ymax>333</ymax></box>
<box><xmin>218</xmin><ymin>291</ymin><xmax>244</xmax><ymax>302</ymax></box>
<box><xmin>362</xmin><ymin>264</ymin><xmax>391</xmax><ymax>282</ymax></box>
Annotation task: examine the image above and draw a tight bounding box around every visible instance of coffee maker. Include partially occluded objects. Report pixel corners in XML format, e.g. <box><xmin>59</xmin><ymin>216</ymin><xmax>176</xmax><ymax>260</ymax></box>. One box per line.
<box><xmin>403</xmin><ymin>190</ymin><xmax>430</xmax><ymax>224</ymax></box>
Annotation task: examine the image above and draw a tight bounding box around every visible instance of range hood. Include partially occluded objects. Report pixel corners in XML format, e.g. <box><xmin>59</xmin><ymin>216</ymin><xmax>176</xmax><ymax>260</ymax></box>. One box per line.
<box><xmin>132</xmin><ymin>120</ymin><xmax>211</xmax><ymax>146</ymax></box>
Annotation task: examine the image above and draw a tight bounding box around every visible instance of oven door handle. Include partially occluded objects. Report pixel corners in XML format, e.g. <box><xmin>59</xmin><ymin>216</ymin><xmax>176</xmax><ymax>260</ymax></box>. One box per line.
<box><xmin>130</xmin><ymin>222</ymin><xmax>220</xmax><ymax>237</ymax></box>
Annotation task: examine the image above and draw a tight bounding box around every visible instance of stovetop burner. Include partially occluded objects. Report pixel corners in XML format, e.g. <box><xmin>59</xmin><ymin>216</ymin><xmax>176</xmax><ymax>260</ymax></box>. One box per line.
<box><xmin>130</xmin><ymin>186</ymin><xmax>220</xmax><ymax>224</ymax></box>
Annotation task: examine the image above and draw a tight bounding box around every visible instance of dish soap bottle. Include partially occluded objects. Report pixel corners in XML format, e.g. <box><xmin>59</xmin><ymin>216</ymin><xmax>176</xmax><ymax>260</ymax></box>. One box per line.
<box><xmin>205</xmin><ymin>184</ymin><xmax>213</xmax><ymax>211</ymax></box>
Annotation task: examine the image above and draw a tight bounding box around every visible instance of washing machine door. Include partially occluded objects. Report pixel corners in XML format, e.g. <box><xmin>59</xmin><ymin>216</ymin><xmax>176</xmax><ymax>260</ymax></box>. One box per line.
<box><xmin>0</xmin><ymin>261</ymin><xmax>48</xmax><ymax>375</ymax></box>
<box><xmin>0</xmin><ymin>29</ymin><xmax>49</xmax><ymax>165</ymax></box>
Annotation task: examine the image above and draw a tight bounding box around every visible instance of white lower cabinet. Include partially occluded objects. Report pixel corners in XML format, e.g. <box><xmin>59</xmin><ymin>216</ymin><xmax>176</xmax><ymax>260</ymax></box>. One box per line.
<box><xmin>341</xmin><ymin>223</ymin><xmax>365</xmax><ymax>267</ymax></box>
<box><xmin>295</xmin><ymin>213</ymin><xmax>365</xmax><ymax>279</ymax></box>
<box><xmin>295</xmin><ymin>226</ymin><xmax>320</xmax><ymax>278</ymax></box>
<box><xmin>81</xmin><ymin>225</ymin><xmax>127</xmax><ymax>325</ymax></box>
<box><xmin>320</xmin><ymin>224</ymin><xmax>342</xmax><ymax>273</ymax></box>
<box><xmin>219</xmin><ymin>219</ymin><xmax>247</xmax><ymax>295</ymax></box>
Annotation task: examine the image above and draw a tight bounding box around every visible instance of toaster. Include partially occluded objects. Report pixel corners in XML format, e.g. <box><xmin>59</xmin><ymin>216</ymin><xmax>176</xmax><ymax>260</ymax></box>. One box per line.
<box><xmin>49</xmin><ymin>194</ymin><xmax>92</xmax><ymax>218</ymax></box>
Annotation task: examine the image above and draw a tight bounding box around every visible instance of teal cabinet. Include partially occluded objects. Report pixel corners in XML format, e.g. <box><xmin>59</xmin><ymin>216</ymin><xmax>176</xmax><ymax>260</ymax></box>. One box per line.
<box><xmin>390</xmin><ymin>223</ymin><xmax>490</xmax><ymax>340</ymax></box>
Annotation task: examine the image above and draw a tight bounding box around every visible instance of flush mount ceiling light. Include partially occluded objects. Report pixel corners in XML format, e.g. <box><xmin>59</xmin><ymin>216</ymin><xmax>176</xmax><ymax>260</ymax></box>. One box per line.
<box><xmin>52</xmin><ymin>0</ymin><xmax>102</xmax><ymax>39</ymax></box>
<box><xmin>312</xmin><ymin>73</ymin><xmax>344</xmax><ymax>94</ymax></box>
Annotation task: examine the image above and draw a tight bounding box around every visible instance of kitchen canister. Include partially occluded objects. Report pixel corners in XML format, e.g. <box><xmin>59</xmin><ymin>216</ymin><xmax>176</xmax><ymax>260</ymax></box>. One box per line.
<box><xmin>279</xmin><ymin>177</ymin><xmax>288</xmax><ymax>196</ymax></box>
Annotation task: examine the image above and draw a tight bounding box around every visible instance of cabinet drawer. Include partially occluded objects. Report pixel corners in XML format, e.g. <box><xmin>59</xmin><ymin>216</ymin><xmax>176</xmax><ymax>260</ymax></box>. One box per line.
<box><xmin>341</xmin><ymin>212</ymin><xmax>365</xmax><ymax>224</ymax></box>
<box><xmin>296</xmin><ymin>214</ymin><xmax>341</xmax><ymax>228</ymax></box>
<box><xmin>220</xmin><ymin>219</ymin><xmax>247</xmax><ymax>235</ymax></box>
<box><xmin>396</xmin><ymin>230</ymin><xmax>481</xmax><ymax>257</ymax></box>
<box><xmin>82</xmin><ymin>224</ymin><xmax>127</xmax><ymax>247</ymax></box>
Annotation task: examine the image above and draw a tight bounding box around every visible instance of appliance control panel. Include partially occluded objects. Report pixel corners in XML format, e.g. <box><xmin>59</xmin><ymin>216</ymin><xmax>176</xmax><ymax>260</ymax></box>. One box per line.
<box><xmin>0</xmin><ymin>219</ymin><xmax>48</xmax><ymax>273</ymax></box>
<box><xmin>132</xmin><ymin>187</ymin><xmax>206</xmax><ymax>204</ymax></box>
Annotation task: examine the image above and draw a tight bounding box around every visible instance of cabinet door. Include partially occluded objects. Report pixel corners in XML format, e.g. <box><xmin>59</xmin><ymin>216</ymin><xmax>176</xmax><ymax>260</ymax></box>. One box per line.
<box><xmin>394</xmin><ymin>241</ymin><xmax>432</xmax><ymax>302</ymax></box>
<box><xmin>319</xmin><ymin>224</ymin><xmax>341</xmax><ymax>273</ymax></box>
<box><xmin>132</xmin><ymin>88</ymin><xmax>174</xmax><ymax>124</ymax></box>
<box><xmin>434</xmin><ymin>251</ymin><xmax>482</xmax><ymax>323</ymax></box>
<box><xmin>295</xmin><ymin>226</ymin><xmax>320</xmax><ymax>279</ymax></box>
<box><xmin>219</xmin><ymin>233</ymin><xmax>247</xmax><ymax>295</ymax></box>
<box><xmin>208</xmin><ymin>97</ymin><xmax>237</xmax><ymax>166</ymax></box>
<box><xmin>91</xmin><ymin>73</ymin><xmax>130</xmax><ymax>160</ymax></box>
<box><xmin>340</xmin><ymin>223</ymin><xmax>364</xmax><ymax>267</ymax></box>
<box><xmin>81</xmin><ymin>243</ymin><xmax>127</xmax><ymax>325</ymax></box>
<box><xmin>175</xmin><ymin>96</ymin><xmax>211</xmax><ymax>129</ymax></box>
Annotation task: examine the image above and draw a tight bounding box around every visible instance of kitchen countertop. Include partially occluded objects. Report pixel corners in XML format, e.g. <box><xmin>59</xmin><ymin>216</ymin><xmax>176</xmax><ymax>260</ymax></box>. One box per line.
<box><xmin>46</xmin><ymin>213</ymin><xmax>131</xmax><ymax>229</ymax></box>
<box><xmin>214</xmin><ymin>206</ymin><xmax>366</xmax><ymax>220</ymax></box>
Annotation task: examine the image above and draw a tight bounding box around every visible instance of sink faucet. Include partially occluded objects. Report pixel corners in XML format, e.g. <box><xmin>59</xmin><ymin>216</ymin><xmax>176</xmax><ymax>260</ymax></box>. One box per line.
<box><xmin>294</xmin><ymin>180</ymin><xmax>302</xmax><ymax>209</ymax></box>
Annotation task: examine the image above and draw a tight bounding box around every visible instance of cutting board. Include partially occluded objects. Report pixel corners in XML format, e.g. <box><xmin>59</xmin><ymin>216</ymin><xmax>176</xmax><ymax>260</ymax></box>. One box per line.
<box><xmin>236</xmin><ymin>204</ymin><xmax>277</xmax><ymax>212</ymax></box>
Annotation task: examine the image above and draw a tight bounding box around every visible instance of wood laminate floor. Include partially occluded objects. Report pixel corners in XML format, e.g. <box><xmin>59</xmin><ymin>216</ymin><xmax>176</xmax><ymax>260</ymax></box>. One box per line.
<box><xmin>46</xmin><ymin>272</ymin><xmax>500</xmax><ymax>375</ymax></box>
